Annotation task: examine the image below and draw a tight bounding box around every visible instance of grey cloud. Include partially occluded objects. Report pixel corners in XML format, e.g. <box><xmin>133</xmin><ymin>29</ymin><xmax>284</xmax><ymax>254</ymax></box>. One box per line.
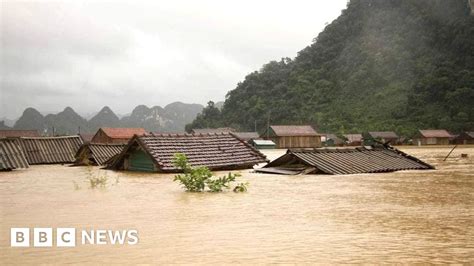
<box><xmin>1</xmin><ymin>0</ymin><xmax>347</xmax><ymax>119</ymax></box>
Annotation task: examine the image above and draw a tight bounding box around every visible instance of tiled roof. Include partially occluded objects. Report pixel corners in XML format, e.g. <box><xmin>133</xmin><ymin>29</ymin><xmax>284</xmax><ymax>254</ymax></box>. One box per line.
<box><xmin>344</xmin><ymin>134</ymin><xmax>363</xmax><ymax>142</ymax></box>
<box><xmin>191</xmin><ymin>128</ymin><xmax>235</xmax><ymax>134</ymax></box>
<box><xmin>270</xmin><ymin>125</ymin><xmax>318</xmax><ymax>137</ymax></box>
<box><xmin>368</xmin><ymin>131</ymin><xmax>399</xmax><ymax>139</ymax></box>
<box><xmin>19</xmin><ymin>136</ymin><xmax>83</xmax><ymax>164</ymax></box>
<box><xmin>75</xmin><ymin>143</ymin><xmax>125</xmax><ymax>166</ymax></box>
<box><xmin>0</xmin><ymin>130</ymin><xmax>40</xmax><ymax>138</ymax></box>
<box><xmin>0</xmin><ymin>138</ymin><xmax>29</xmax><ymax>170</ymax></box>
<box><xmin>260</xmin><ymin>145</ymin><xmax>433</xmax><ymax>175</ymax></box>
<box><xmin>418</xmin><ymin>129</ymin><xmax>452</xmax><ymax>138</ymax></box>
<box><xmin>233</xmin><ymin>132</ymin><xmax>260</xmax><ymax>141</ymax></box>
<box><xmin>100</xmin><ymin>128</ymin><xmax>146</xmax><ymax>139</ymax></box>
<box><xmin>110</xmin><ymin>132</ymin><xmax>268</xmax><ymax>172</ymax></box>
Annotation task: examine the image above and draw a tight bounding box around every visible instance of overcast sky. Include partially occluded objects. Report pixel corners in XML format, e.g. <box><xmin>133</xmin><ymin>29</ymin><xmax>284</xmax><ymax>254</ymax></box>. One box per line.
<box><xmin>1</xmin><ymin>0</ymin><xmax>347</xmax><ymax>119</ymax></box>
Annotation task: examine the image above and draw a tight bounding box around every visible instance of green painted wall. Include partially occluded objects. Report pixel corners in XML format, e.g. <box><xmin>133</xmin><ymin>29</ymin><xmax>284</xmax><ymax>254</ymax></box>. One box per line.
<box><xmin>129</xmin><ymin>149</ymin><xmax>155</xmax><ymax>172</ymax></box>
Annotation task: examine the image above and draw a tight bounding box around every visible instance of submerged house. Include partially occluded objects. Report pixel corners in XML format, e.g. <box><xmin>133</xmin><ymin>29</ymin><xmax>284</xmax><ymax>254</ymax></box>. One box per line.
<box><xmin>249</xmin><ymin>139</ymin><xmax>276</xmax><ymax>149</ymax></box>
<box><xmin>365</xmin><ymin>131</ymin><xmax>399</xmax><ymax>145</ymax></box>
<box><xmin>233</xmin><ymin>132</ymin><xmax>260</xmax><ymax>142</ymax></box>
<box><xmin>414</xmin><ymin>129</ymin><xmax>452</xmax><ymax>145</ymax></box>
<box><xmin>0</xmin><ymin>129</ymin><xmax>40</xmax><ymax>138</ymax></box>
<box><xmin>109</xmin><ymin>132</ymin><xmax>268</xmax><ymax>172</ymax></box>
<box><xmin>91</xmin><ymin>127</ymin><xmax>146</xmax><ymax>144</ymax></box>
<box><xmin>257</xmin><ymin>145</ymin><xmax>434</xmax><ymax>175</ymax></box>
<box><xmin>453</xmin><ymin>131</ymin><xmax>474</xmax><ymax>145</ymax></box>
<box><xmin>19</xmin><ymin>136</ymin><xmax>83</xmax><ymax>164</ymax></box>
<box><xmin>75</xmin><ymin>143</ymin><xmax>125</xmax><ymax>166</ymax></box>
<box><xmin>263</xmin><ymin>125</ymin><xmax>321</xmax><ymax>149</ymax></box>
<box><xmin>0</xmin><ymin>138</ymin><xmax>29</xmax><ymax>171</ymax></box>
<box><xmin>191</xmin><ymin>127</ymin><xmax>236</xmax><ymax>134</ymax></box>
<box><xmin>323</xmin><ymin>134</ymin><xmax>344</xmax><ymax>147</ymax></box>
<box><xmin>344</xmin><ymin>134</ymin><xmax>363</xmax><ymax>146</ymax></box>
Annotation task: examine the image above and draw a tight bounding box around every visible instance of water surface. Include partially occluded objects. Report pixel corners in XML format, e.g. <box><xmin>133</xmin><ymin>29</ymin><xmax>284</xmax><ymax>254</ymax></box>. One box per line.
<box><xmin>1</xmin><ymin>146</ymin><xmax>473</xmax><ymax>264</ymax></box>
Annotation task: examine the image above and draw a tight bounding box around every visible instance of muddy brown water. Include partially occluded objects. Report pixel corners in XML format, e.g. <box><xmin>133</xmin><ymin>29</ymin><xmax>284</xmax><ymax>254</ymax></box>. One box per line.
<box><xmin>1</xmin><ymin>146</ymin><xmax>473</xmax><ymax>264</ymax></box>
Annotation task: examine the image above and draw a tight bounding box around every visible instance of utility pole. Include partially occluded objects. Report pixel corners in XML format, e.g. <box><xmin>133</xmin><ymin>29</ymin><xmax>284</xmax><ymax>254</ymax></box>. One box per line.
<box><xmin>254</xmin><ymin>120</ymin><xmax>257</xmax><ymax>132</ymax></box>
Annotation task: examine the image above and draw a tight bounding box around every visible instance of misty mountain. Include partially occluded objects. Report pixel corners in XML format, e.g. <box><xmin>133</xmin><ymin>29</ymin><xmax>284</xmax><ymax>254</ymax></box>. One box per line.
<box><xmin>187</xmin><ymin>0</ymin><xmax>474</xmax><ymax>136</ymax></box>
<box><xmin>0</xmin><ymin>121</ymin><xmax>11</xmax><ymax>130</ymax></box>
<box><xmin>12</xmin><ymin>102</ymin><xmax>204</xmax><ymax>135</ymax></box>
<box><xmin>88</xmin><ymin>106</ymin><xmax>121</xmax><ymax>132</ymax></box>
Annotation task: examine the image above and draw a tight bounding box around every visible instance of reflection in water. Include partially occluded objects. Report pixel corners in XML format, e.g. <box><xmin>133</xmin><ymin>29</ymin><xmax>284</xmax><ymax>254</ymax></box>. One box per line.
<box><xmin>1</xmin><ymin>146</ymin><xmax>473</xmax><ymax>264</ymax></box>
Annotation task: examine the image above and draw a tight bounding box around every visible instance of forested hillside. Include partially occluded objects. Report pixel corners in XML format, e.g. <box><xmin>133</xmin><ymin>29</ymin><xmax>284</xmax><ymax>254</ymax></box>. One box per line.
<box><xmin>187</xmin><ymin>0</ymin><xmax>474</xmax><ymax>136</ymax></box>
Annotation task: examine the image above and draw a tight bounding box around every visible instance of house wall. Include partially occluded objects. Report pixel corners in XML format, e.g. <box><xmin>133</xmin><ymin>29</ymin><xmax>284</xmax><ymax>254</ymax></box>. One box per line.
<box><xmin>417</xmin><ymin>137</ymin><xmax>450</xmax><ymax>145</ymax></box>
<box><xmin>271</xmin><ymin>136</ymin><xmax>321</xmax><ymax>148</ymax></box>
<box><xmin>128</xmin><ymin>149</ymin><xmax>155</xmax><ymax>172</ymax></box>
<box><xmin>91</xmin><ymin>130</ymin><xmax>129</xmax><ymax>144</ymax></box>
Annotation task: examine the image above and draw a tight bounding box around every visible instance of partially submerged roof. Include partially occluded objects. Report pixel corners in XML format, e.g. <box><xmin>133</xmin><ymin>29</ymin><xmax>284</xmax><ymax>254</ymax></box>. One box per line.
<box><xmin>250</xmin><ymin>139</ymin><xmax>276</xmax><ymax>146</ymax></box>
<box><xmin>191</xmin><ymin>127</ymin><xmax>235</xmax><ymax>134</ymax></box>
<box><xmin>75</xmin><ymin>143</ymin><xmax>125</xmax><ymax>166</ymax></box>
<box><xmin>79</xmin><ymin>133</ymin><xmax>94</xmax><ymax>143</ymax></box>
<box><xmin>99</xmin><ymin>127</ymin><xmax>147</xmax><ymax>139</ymax></box>
<box><xmin>257</xmin><ymin>145</ymin><xmax>433</xmax><ymax>175</ymax></box>
<box><xmin>418</xmin><ymin>129</ymin><xmax>452</xmax><ymax>138</ymax></box>
<box><xmin>19</xmin><ymin>136</ymin><xmax>83</xmax><ymax>164</ymax></box>
<box><xmin>0</xmin><ymin>138</ymin><xmax>29</xmax><ymax>170</ymax></box>
<box><xmin>269</xmin><ymin>125</ymin><xmax>318</xmax><ymax>137</ymax></box>
<box><xmin>0</xmin><ymin>130</ymin><xmax>40</xmax><ymax>138</ymax></box>
<box><xmin>109</xmin><ymin>132</ymin><xmax>268</xmax><ymax>172</ymax></box>
<box><xmin>368</xmin><ymin>131</ymin><xmax>399</xmax><ymax>139</ymax></box>
<box><xmin>233</xmin><ymin>132</ymin><xmax>259</xmax><ymax>141</ymax></box>
<box><xmin>344</xmin><ymin>134</ymin><xmax>363</xmax><ymax>142</ymax></box>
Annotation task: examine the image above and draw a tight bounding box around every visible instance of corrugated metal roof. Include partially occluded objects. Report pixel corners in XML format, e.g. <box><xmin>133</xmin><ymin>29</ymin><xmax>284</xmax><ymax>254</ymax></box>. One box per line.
<box><xmin>418</xmin><ymin>129</ymin><xmax>452</xmax><ymax>138</ymax></box>
<box><xmin>0</xmin><ymin>138</ymin><xmax>29</xmax><ymax>170</ymax></box>
<box><xmin>0</xmin><ymin>130</ymin><xmax>40</xmax><ymax>138</ymax></box>
<box><xmin>368</xmin><ymin>131</ymin><xmax>399</xmax><ymax>139</ymax></box>
<box><xmin>233</xmin><ymin>132</ymin><xmax>259</xmax><ymax>141</ymax></box>
<box><xmin>251</xmin><ymin>139</ymin><xmax>276</xmax><ymax>145</ymax></box>
<box><xmin>75</xmin><ymin>143</ymin><xmax>125</xmax><ymax>165</ymax></box>
<box><xmin>100</xmin><ymin>128</ymin><xmax>146</xmax><ymax>139</ymax></box>
<box><xmin>260</xmin><ymin>146</ymin><xmax>433</xmax><ymax>175</ymax></box>
<box><xmin>110</xmin><ymin>132</ymin><xmax>268</xmax><ymax>172</ymax></box>
<box><xmin>19</xmin><ymin>136</ymin><xmax>83</xmax><ymax>164</ymax></box>
<box><xmin>270</xmin><ymin>125</ymin><xmax>318</xmax><ymax>137</ymax></box>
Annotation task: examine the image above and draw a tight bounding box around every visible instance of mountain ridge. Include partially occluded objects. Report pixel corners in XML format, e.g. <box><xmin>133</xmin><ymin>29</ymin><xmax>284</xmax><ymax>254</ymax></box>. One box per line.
<box><xmin>9</xmin><ymin>102</ymin><xmax>204</xmax><ymax>134</ymax></box>
<box><xmin>186</xmin><ymin>0</ymin><xmax>474</xmax><ymax>136</ymax></box>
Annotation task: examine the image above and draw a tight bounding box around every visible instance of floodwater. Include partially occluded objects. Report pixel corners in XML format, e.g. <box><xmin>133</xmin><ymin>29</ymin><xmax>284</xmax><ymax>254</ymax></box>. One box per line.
<box><xmin>1</xmin><ymin>146</ymin><xmax>473</xmax><ymax>264</ymax></box>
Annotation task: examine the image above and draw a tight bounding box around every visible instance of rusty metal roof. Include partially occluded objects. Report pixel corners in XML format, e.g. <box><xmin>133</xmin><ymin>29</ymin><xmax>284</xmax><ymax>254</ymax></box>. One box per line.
<box><xmin>233</xmin><ymin>132</ymin><xmax>259</xmax><ymax>141</ymax></box>
<box><xmin>418</xmin><ymin>129</ymin><xmax>452</xmax><ymax>138</ymax></box>
<box><xmin>260</xmin><ymin>146</ymin><xmax>433</xmax><ymax>175</ymax></box>
<box><xmin>270</xmin><ymin>125</ymin><xmax>318</xmax><ymax>137</ymax></box>
<box><xmin>75</xmin><ymin>143</ymin><xmax>125</xmax><ymax>166</ymax></box>
<box><xmin>99</xmin><ymin>128</ymin><xmax>147</xmax><ymax>139</ymax></box>
<box><xmin>0</xmin><ymin>138</ymin><xmax>29</xmax><ymax>170</ymax></box>
<box><xmin>19</xmin><ymin>136</ymin><xmax>83</xmax><ymax>164</ymax></box>
<box><xmin>0</xmin><ymin>130</ymin><xmax>40</xmax><ymax>138</ymax></box>
<box><xmin>110</xmin><ymin>132</ymin><xmax>268</xmax><ymax>172</ymax></box>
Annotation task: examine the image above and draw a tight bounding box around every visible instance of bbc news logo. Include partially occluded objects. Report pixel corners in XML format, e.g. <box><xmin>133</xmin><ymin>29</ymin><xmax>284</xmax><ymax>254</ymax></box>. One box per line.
<box><xmin>11</xmin><ymin>228</ymin><xmax>139</xmax><ymax>247</ymax></box>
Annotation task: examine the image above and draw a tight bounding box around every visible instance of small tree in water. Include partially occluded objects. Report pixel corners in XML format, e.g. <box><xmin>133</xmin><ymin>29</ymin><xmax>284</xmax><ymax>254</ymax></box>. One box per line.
<box><xmin>172</xmin><ymin>153</ymin><xmax>248</xmax><ymax>193</ymax></box>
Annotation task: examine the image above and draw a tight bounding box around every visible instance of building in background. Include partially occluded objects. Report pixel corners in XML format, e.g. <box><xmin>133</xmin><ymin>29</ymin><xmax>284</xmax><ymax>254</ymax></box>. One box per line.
<box><xmin>262</xmin><ymin>125</ymin><xmax>321</xmax><ymax>148</ymax></box>
<box><xmin>91</xmin><ymin>127</ymin><xmax>146</xmax><ymax>144</ymax></box>
<box><xmin>414</xmin><ymin>129</ymin><xmax>453</xmax><ymax>145</ymax></box>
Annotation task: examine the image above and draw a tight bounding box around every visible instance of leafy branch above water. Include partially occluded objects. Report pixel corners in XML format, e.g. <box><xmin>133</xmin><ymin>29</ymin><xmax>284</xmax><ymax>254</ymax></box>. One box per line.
<box><xmin>172</xmin><ymin>153</ymin><xmax>248</xmax><ymax>193</ymax></box>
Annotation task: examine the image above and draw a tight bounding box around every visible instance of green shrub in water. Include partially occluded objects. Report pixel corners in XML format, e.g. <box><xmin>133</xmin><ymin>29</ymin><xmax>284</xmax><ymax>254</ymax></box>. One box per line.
<box><xmin>172</xmin><ymin>153</ymin><xmax>246</xmax><ymax>193</ymax></box>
